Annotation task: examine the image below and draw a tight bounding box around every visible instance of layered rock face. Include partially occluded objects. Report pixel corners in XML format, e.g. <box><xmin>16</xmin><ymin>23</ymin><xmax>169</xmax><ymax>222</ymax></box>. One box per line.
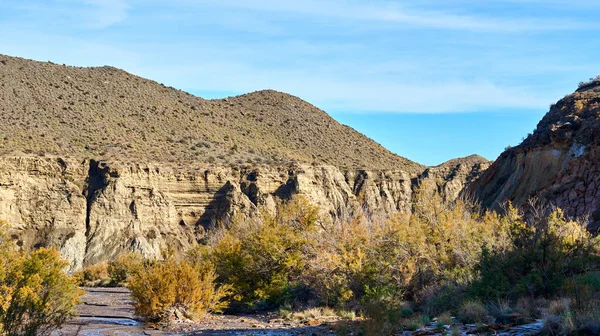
<box><xmin>0</xmin><ymin>155</ymin><xmax>487</xmax><ymax>271</ymax></box>
<box><xmin>468</xmin><ymin>79</ymin><xmax>600</xmax><ymax>225</ymax></box>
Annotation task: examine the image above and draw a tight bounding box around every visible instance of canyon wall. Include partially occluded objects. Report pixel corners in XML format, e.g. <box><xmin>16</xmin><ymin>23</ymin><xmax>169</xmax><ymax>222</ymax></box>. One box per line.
<box><xmin>468</xmin><ymin>80</ymin><xmax>600</xmax><ymax>228</ymax></box>
<box><xmin>0</xmin><ymin>155</ymin><xmax>487</xmax><ymax>271</ymax></box>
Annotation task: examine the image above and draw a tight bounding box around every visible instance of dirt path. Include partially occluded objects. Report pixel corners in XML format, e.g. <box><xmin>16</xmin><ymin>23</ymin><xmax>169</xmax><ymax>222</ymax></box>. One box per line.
<box><xmin>52</xmin><ymin>288</ymin><xmax>337</xmax><ymax>335</ymax></box>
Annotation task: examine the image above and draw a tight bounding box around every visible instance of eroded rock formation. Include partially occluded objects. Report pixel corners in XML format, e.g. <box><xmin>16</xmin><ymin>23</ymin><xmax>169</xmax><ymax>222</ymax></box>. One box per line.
<box><xmin>468</xmin><ymin>79</ymin><xmax>600</xmax><ymax>227</ymax></box>
<box><xmin>0</xmin><ymin>156</ymin><xmax>487</xmax><ymax>270</ymax></box>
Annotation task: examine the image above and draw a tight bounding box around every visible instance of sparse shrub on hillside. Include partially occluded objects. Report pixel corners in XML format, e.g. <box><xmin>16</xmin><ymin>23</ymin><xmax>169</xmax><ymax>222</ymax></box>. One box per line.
<box><xmin>127</xmin><ymin>256</ymin><xmax>231</xmax><ymax>323</ymax></box>
<box><xmin>0</xmin><ymin>223</ymin><xmax>82</xmax><ymax>335</ymax></box>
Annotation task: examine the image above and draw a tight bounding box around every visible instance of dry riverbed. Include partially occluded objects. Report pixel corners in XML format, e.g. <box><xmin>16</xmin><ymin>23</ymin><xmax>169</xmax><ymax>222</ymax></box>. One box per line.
<box><xmin>52</xmin><ymin>288</ymin><xmax>545</xmax><ymax>335</ymax></box>
<box><xmin>52</xmin><ymin>287</ymin><xmax>339</xmax><ymax>335</ymax></box>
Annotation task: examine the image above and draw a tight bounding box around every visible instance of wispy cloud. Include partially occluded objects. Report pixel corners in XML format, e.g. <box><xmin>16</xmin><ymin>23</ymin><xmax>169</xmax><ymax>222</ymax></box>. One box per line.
<box><xmin>2</xmin><ymin>0</ymin><xmax>130</xmax><ymax>29</ymax></box>
<box><xmin>177</xmin><ymin>0</ymin><xmax>593</xmax><ymax>32</ymax></box>
<box><xmin>81</xmin><ymin>0</ymin><xmax>130</xmax><ymax>28</ymax></box>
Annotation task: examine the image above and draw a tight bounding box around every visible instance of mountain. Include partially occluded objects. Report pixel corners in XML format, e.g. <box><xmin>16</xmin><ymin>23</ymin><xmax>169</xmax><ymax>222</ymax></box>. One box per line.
<box><xmin>0</xmin><ymin>54</ymin><xmax>420</xmax><ymax>172</ymax></box>
<box><xmin>0</xmin><ymin>54</ymin><xmax>488</xmax><ymax>270</ymax></box>
<box><xmin>468</xmin><ymin>77</ymin><xmax>600</xmax><ymax>228</ymax></box>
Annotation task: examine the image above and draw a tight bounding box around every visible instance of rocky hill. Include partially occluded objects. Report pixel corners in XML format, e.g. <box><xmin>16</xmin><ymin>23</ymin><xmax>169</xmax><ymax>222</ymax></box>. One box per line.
<box><xmin>0</xmin><ymin>54</ymin><xmax>489</xmax><ymax>270</ymax></box>
<box><xmin>0</xmin><ymin>54</ymin><xmax>420</xmax><ymax>172</ymax></box>
<box><xmin>468</xmin><ymin>77</ymin><xmax>600</xmax><ymax>227</ymax></box>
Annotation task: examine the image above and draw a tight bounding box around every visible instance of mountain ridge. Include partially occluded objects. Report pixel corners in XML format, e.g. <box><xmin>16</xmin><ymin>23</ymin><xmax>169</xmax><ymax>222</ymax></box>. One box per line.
<box><xmin>0</xmin><ymin>53</ymin><xmax>428</xmax><ymax>172</ymax></box>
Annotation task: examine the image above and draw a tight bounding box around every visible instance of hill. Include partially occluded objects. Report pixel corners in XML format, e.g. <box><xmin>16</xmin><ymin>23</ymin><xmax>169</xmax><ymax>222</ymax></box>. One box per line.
<box><xmin>468</xmin><ymin>77</ymin><xmax>600</xmax><ymax>226</ymax></box>
<box><xmin>0</xmin><ymin>54</ymin><xmax>421</xmax><ymax>172</ymax></box>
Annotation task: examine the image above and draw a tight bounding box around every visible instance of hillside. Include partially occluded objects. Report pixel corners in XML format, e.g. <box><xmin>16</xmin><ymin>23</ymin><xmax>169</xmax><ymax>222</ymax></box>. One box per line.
<box><xmin>0</xmin><ymin>54</ymin><xmax>421</xmax><ymax>172</ymax></box>
<box><xmin>468</xmin><ymin>77</ymin><xmax>600</xmax><ymax>225</ymax></box>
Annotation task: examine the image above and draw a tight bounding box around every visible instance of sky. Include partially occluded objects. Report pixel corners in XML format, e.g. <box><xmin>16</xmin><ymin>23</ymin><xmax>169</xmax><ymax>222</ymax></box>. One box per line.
<box><xmin>1</xmin><ymin>1</ymin><xmax>599</xmax><ymax>165</ymax></box>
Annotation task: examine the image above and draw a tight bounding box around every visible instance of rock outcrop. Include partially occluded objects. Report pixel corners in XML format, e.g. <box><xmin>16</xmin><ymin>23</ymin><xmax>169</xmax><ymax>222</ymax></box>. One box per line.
<box><xmin>468</xmin><ymin>78</ymin><xmax>600</xmax><ymax>226</ymax></box>
<box><xmin>0</xmin><ymin>155</ymin><xmax>487</xmax><ymax>271</ymax></box>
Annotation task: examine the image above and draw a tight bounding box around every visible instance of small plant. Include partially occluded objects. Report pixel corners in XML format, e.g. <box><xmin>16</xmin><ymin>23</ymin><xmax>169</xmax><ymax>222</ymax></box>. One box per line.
<box><xmin>437</xmin><ymin>311</ymin><xmax>453</xmax><ymax>326</ymax></box>
<box><xmin>108</xmin><ymin>252</ymin><xmax>143</xmax><ymax>285</ymax></box>
<box><xmin>457</xmin><ymin>300</ymin><xmax>488</xmax><ymax>324</ymax></box>
<box><xmin>338</xmin><ymin>310</ymin><xmax>356</xmax><ymax>319</ymax></box>
<box><xmin>73</xmin><ymin>262</ymin><xmax>110</xmax><ymax>286</ymax></box>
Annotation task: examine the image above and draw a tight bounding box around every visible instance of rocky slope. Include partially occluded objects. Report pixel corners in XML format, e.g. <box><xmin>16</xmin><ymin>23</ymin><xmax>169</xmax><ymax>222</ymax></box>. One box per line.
<box><xmin>0</xmin><ymin>54</ymin><xmax>489</xmax><ymax>270</ymax></box>
<box><xmin>0</xmin><ymin>54</ymin><xmax>420</xmax><ymax>172</ymax></box>
<box><xmin>468</xmin><ymin>77</ymin><xmax>600</xmax><ymax>226</ymax></box>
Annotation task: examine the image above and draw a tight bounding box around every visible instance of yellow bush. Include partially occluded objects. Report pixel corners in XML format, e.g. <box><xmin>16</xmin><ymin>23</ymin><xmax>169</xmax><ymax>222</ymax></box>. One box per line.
<box><xmin>127</xmin><ymin>257</ymin><xmax>231</xmax><ymax>322</ymax></box>
<box><xmin>0</xmin><ymin>223</ymin><xmax>82</xmax><ymax>335</ymax></box>
<box><xmin>108</xmin><ymin>252</ymin><xmax>143</xmax><ymax>285</ymax></box>
<box><xmin>208</xmin><ymin>196</ymin><xmax>319</xmax><ymax>309</ymax></box>
<box><xmin>73</xmin><ymin>262</ymin><xmax>109</xmax><ymax>286</ymax></box>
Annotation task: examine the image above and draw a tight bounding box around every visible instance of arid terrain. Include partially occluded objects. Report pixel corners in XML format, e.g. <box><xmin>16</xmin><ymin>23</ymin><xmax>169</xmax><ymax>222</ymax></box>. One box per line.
<box><xmin>3</xmin><ymin>54</ymin><xmax>600</xmax><ymax>336</ymax></box>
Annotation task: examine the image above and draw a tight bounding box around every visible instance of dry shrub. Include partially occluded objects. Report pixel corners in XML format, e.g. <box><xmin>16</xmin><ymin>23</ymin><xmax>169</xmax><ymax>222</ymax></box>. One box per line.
<box><xmin>208</xmin><ymin>196</ymin><xmax>319</xmax><ymax>310</ymax></box>
<box><xmin>0</xmin><ymin>223</ymin><xmax>82</xmax><ymax>335</ymax></box>
<box><xmin>73</xmin><ymin>262</ymin><xmax>109</xmax><ymax>286</ymax></box>
<box><xmin>457</xmin><ymin>300</ymin><xmax>488</xmax><ymax>324</ymax></box>
<box><xmin>108</xmin><ymin>252</ymin><xmax>143</xmax><ymax>285</ymax></box>
<box><xmin>127</xmin><ymin>257</ymin><xmax>231</xmax><ymax>323</ymax></box>
<box><xmin>302</xmin><ymin>181</ymin><xmax>510</xmax><ymax>311</ymax></box>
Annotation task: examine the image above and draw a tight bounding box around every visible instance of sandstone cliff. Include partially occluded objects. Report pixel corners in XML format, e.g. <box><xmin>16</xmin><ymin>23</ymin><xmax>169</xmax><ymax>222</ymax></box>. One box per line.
<box><xmin>468</xmin><ymin>78</ymin><xmax>600</xmax><ymax>227</ymax></box>
<box><xmin>0</xmin><ymin>155</ymin><xmax>487</xmax><ymax>271</ymax></box>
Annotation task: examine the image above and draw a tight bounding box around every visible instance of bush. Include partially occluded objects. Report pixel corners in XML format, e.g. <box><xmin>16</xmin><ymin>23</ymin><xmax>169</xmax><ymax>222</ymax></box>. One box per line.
<box><xmin>73</xmin><ymin>262</ymin><xmax>109</xmax><ymax>286</ymax></box>
<box><xmin>208</xmin><ymin>196</ymin><xmax>319</xmax><ymax>310</ymax></box>
<box><xmin>127</xmin><ymin>257</ymin><xmax>231</xmax><ymax>323</ymax></box>
<box><xmin>457</xmin><ymin>300</ymin><xmax>488</xmax><ymax>324</ymax></box>
<box><xmin>108</xmin><ymin>252</ymin><xmax>143</xmax><ymax>285</ymax></box>
<box><xmin>472</xmin><ymin>205</ymin><xmax>600</xmax><ymax>300</ymax></box>
<box><xmin>0</xmin><ymin>225</ymin><xmax>82</xmax><ymax>336</ymax></box>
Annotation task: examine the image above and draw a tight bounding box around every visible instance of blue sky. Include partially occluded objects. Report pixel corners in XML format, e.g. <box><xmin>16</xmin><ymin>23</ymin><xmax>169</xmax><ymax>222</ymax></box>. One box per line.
<box><xmin>1</xmin><ymin>0</ymin><xmax>599</xmax><ymax>165</ymax></box>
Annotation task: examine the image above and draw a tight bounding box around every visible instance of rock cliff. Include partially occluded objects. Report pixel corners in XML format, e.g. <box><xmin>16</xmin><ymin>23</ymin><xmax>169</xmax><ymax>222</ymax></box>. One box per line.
<box><xmin>468</xmin><ymin>78</ymin><xmax>600</xmax><ymax>227</ymax></box>
<box><xmin>0</xmin><ymin>155</ymin><xmax>487</xmax><ymax>270</ymax></box>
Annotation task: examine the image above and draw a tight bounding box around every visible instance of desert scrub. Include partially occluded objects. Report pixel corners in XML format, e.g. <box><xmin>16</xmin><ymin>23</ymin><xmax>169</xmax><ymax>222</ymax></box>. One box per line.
<box><xmin>127</xmin><ymin>257</ymin><xmax>231</xmax><ymax>323</ymax></box>
<box><xmin>108</xmin><ymin>252</ymin><xmax>143</xmax><ymax>285</ymax></box>
<box><xmin>0</xmin><ymin>224</ymin><xmax>82</xmax><ymax>335</ymax></box>
<box><xmin>471</xmin><ymin>205</ymin><xmax>600</xmax><ymax>300</ymax></box>
<box><xmin>73</xmin><ymin>262</ymin><xmax>110</xmax><ymax>286</ymax></box>
<box><xmin>457</xmin><ymin>300</ymin><xmax>488</xmax><ymax>324</ymax></box>
<box><xmin>208</xmin><ymin>196</ymin><xmax>319</xmax><ymax>310</ymax></box>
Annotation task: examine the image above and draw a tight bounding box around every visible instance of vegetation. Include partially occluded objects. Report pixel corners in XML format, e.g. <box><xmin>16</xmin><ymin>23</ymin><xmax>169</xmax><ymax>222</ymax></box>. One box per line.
<box><xmin>127</xmin><ymin>255</ymin><xmax>231</xmax><ymax>323</ymax></box>
<box><xmin>190</xmin><ymin>190</ymin><xmax>600</xmax><ymax>334</ymax></box>
<box><xmin>73</xmin><ymin>262</ymin><xmax>110</xmax><ymax>287</ymax></box>
<box><xmin>3</xmin><ymin>182</ymin><xmax>600</xmax><ymax>334</ymax></box>
<box><xmin>0</xmin><ymin>223</ymin><xmax>82</xmax><ymax>335</ymax></box>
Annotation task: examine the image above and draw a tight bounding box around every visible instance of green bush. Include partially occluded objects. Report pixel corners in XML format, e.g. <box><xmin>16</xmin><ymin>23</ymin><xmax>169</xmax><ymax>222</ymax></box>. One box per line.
<box><xmin>457</xmin><ymin>300</ymin><xmax>488</xmax><ymax>324</ymax></box>
<box><xmin>208</xmin><ymin>196</ymin><xmax>318</xmax><ymax>310</ymax></box>
<box><xmin>471</xmin><ymin>206</ymin><xmax>600</xmax><ymax>300</ymax></box>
